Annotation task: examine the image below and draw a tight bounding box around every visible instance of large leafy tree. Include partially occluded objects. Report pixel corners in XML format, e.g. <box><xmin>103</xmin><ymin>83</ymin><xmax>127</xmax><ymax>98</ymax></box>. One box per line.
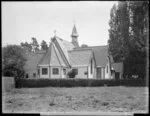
<box><xmin>108</xmin><ymin>3</ymin><xmax>125</xmax><ymax>62</ymax></box>
<box><xmin>41</xmin><ymin>40</ymin><xmax>48</xmax><ymax>51</ymax></box>
<box><xmin>31</xmin><ymin>37</ymin><xmax>39</xmax><ymax>52</ymax></box>
<box><xmin>108</xmin><ymin>1</ymin><xmax>149</xmax><ymax>78</ymax></box>
<box><xmin>81</xmin><ymin>44</ymin><xmax>88</xmax><ymax>48</ymax></box>
<box><xmin>2</xmin><ymin>45</ymin><xmax>27</xmax><ymax>78</ymax></box>
<box><xmin>20</xmin><ymin>41</ymin><xmax>32</xmax><ymax>53</ymax></box>
<box><xmin>127</xmin><ymin>1</ymin><xmax>149</xmax><ymax>78</ymax></box>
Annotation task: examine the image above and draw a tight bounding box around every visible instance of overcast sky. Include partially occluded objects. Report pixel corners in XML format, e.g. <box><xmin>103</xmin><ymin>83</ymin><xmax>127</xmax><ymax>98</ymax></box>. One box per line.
<box><xmin>2</xmin><ymin>1</ymin><xmax>117</xmax><ymax>47</ymax></box>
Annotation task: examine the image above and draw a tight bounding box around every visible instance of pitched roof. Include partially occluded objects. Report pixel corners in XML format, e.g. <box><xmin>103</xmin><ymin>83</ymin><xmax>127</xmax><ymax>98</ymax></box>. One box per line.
<box><xmin>68</xmin><ymin>49</ymin><xmax>92</xmax><ymax>66</ymax></box>
<box><xmin>24</xmin><ymin>52</ymin><xmax>44</xmax><ymax>73</ymax></box>
<box><xmin>75</xmin><ymin>46</ymin><xmax>108</xmax><ymax>67</ymax></box>
<box><xmin>90</xmin><ymin>46</ymin><xmax>108</xmax><ymax>67</ymax></box>
<box><xmin>38</xmin><ymin>42</ymin><xmax>66</xmax><ymax>66</ymax></box>
<box><xmin>38</xmin><ymin>44</ymin><xmax>52</xmax><ymax>65</ymax></box>
<box><xmin>52</xmin><ymin>42</ymin><xmax>66</xmax><ymax>66</ymax></box>
<box><xmin>55</xmin><ymin>36</ymin><xmax>74</xmax><ymax>64</ymax></box>
<box><xmin>35</xmin><ymin>50</ymin><xmax>46</xmax><ymax>54</ymax></box>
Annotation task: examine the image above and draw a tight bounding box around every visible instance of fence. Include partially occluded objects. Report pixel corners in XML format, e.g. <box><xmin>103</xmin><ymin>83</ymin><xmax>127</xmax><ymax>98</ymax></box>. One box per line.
<box><xmin>2</xmin><ymin>76</ymin><xmax>15</xmax><ymax>91</ymax></box>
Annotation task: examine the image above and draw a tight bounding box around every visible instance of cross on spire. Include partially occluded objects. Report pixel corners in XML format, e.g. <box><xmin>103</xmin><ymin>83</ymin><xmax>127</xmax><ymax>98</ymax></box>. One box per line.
<box><xmin>73</xmin><ymin>20</ymin><xmax>76</xmax><ymax>25</ymax></box>
<box><xmin>54</xmin><ymin>30</ymin><xmax>56</xmax><ymax>36</ymax></box>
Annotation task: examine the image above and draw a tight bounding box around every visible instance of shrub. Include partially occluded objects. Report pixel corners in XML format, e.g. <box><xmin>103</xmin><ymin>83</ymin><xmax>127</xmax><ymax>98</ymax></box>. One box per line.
<box><xmin>2</xmin><ymin>45</ymin><xmax>27</xmax><ymax>78</ymax></box>
<box><xmin>15</xmin><ymin>78</ymin><xmax>147</xmax><ymax>88</ymax></box>
<box><xmin>67</xmin><ymin>69</ymin><xmax>77</xmax><ymax>78</ymax></box>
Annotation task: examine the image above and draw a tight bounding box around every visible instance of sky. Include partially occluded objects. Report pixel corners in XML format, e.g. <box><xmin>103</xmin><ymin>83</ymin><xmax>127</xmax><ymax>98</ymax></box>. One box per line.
<box><xmin>2</xmin><ymin>1</ymin><xmax>117</xmax><ymax>47</ymax></box>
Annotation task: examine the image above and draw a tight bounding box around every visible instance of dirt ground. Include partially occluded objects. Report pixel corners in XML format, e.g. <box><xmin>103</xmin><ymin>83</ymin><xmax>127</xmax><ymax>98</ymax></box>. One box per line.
<box><xmin>2</xmin><ymin>86</ymin><xmax>149</xmax><ymax>113</ymax></box>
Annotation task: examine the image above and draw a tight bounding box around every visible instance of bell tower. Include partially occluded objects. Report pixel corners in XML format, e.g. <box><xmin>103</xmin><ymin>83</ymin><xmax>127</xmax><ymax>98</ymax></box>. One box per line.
<box><xmin>71</xmin><ymin>24</ymin><xmax>79</xmax><ymax>48</ymax></box>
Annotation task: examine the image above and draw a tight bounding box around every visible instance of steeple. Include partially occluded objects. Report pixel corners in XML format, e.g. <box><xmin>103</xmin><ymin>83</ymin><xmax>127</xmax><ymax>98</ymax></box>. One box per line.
<box><xmin>71</xmin><ymin>24</ymin><xmax>78</xmax><ymax>37</ymax></box>
<box><xmin>71</xmin><ymin>24</ymin><xmax>79</xmax><ymax>48</ymax></box>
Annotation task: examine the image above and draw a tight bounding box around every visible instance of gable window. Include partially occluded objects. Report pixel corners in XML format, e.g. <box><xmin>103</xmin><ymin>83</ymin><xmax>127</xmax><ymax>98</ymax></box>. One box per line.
<box><xmin>73</xmin><ymin>68</ymin><xmax>78</xmax><ymax>75</ymax></box>
<box><xmin>91</xmin><ymin>59</ymin><xmax>93</xmax><ymax>74</ymax></box>
<box><xmin>42</xmin><ymin>68</ymin><xmax>48</xmax><ymax>75</ymax></box>
<box><xmin>38</xmin><ymin>69</ymin><xmax>40</xmax><ymax>75</ymax></box>
<box><xmin>53</xmin><ymin>68</ymin><xmax>59</xmax><ymax>75</ymax></box>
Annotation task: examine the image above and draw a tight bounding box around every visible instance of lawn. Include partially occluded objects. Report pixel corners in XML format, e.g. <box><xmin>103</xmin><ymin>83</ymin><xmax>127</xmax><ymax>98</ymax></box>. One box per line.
<box><xmin>2</xmin><ymin>86</ymin><xmax>149</xmax><ymax>113</ymax></box>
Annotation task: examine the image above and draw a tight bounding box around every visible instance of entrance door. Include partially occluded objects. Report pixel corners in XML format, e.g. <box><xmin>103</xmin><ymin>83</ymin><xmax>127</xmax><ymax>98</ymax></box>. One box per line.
<box><xmin>115</xmin><ymin>72</ymin><xmax>120</xmax><ymax>80</ymax></box>
<box><xmin>62</xmin><ymin>68</ymin><xmax>66</xmax><ymax>78</ymax></box>
<box><xmin>96</xmin><ymin>68</ymin><xmax>101</xmax><ymax>79</ymax></box>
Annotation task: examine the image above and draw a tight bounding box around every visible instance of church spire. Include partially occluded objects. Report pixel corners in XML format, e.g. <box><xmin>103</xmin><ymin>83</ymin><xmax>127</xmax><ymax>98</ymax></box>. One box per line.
<box><xmin>71</xmin><ymin>24</ymin><xmax>79</xmax><ymax>48</ymax></box>
<box><xmin>71</xmin><ymin>24</ymin><xmax>78</xmax><ymax>37</ymax></box>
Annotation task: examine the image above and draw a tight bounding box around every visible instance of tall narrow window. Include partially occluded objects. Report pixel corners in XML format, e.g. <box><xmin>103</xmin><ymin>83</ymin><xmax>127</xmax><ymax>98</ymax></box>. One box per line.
<box><xmin>63</xmin><ymin>69</ymin><xmax>66</xmax><ymax>75</ymax></box>
<box><xmin>91</xmin><ymin>59</ymin><xmax>93</xmax><ymax>74</ymax></box>
<box><xmin>107</xmin><ymin>65</ymin><xmax>108</xmax><ymax>73</ymax></box>
<box><xmin>38</xmin><ymin>69</ymin><xmax>40</xmax><ymax>75</ymax></box>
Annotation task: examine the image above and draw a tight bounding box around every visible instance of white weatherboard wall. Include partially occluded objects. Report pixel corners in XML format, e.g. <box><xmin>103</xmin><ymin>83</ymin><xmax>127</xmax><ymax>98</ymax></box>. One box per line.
<box><xmin>101</xmin><ymin>67</ymin><xmax>105</xmax><ymax>79</ymax></box>
<box><xmin>73</xmin><ymin>66</ymin><xmax>88</xmax><ymax>78</ymax></box>
<box><xmin>104</xmin><ymin>57</ymin><xmax>112</xmax><ymax>79</ymax></box>
<box><xmin>61</xmin><ymin>67</ymin><xmax>67</xmax><ymax>78</ymax></box>
<box><xmin>88</xmin><ymin>66</ymin><xmax>93</xmax><ymax>79</ymax></box>
<box><xmin>40</xmin><ymin>66</ymin><xmax>49</xmax><ymax>78</ymax></box>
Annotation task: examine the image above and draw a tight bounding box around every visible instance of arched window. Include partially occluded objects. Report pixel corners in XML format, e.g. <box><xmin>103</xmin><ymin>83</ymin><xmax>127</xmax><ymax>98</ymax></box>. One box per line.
<box><xmin>91</xmin><ymin>59</ymin><xmax>93</xmax><ymax>74</ymax></box>
<box><xmin>107</xmin><ymin>65</ymin><xmax>108</xmax><ymax>73</ymax></box>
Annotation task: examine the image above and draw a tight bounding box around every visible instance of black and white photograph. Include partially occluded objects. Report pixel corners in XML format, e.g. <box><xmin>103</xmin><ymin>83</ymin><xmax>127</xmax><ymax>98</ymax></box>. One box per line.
<box><xmin>2</xmin><ymin>1</ymin><xmax>149</xmax><ymax>115</ymax></box>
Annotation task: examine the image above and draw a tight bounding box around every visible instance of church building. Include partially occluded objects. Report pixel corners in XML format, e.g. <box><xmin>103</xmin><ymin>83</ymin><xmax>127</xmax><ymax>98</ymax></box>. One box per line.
<box><xmin>24</xmin><ymin>25</ymin><xmax>123</xmax><ymax>79</ymax></box>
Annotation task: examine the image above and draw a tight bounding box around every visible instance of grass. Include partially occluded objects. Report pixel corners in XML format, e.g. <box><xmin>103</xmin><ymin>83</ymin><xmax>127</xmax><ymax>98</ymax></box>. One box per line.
<box><xmin>2</xmin><ymin>86</ymin><xmax>149</xmax><ymax>113</ymax></box>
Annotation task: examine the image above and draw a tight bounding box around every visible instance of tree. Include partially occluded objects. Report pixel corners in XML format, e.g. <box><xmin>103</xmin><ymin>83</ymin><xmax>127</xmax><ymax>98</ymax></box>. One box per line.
<box><xmin>126</xmin><ymin>1</ymin><xmax>149</xmax><ymax>78</ymax></box>
<box><xmin>2</xmin><ymin>45</ymin><xmax>27</xmax><ymax>78</ymax></box>
<box><xmin>108</xmin><ymin>1</ymin><xmax>149</xmax><ymax>78</ymax></box>
<box><xmin>81</xmin><ymin>44</ymin><xmax>88</xmax><ymax>48</ymax></box>
<box><xmin>108</xmin><ymin>4</ymin><xmax>123</xmax><ymax>62</ymax></box>
<box><xmin>20</xmin><ymin>41</ymin><xmax>32</xmax><ymax>53</ymax></box>
<box><xmin>31</xmin><ymin>37</ymin><xmax>39</xmax><ymax>52</ymax></box>
<box><xmin>41</xmin><ymin>40</ymin><xmax>48</xmax><ymax>51</ymax></box>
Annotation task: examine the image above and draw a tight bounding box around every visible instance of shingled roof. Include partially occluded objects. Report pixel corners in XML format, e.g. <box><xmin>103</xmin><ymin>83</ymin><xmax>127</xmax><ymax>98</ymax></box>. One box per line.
<box><xmin>24</xmin><ymin>52</ymin><xmax>44</xmax><ymax>75</ymax></box>
<box><xmin>68</xmin><ymin>49</ymin><xmax>93</xmax><ymax>66</ymax></box>
<box><xmin>75</xmin><ymin>46</ymin><xmax>108</xmax><ymax>67</ymax></box>
<box><xmin>53</xmin><ymin>37</ymin><xmax>109</xmax><ymax>67</ymax></box>
<box><xmin>38</xmin><ymin>42</ymin><xmax>66</xmax><ymax>66</ymax></box>
<box><xmin>55</xmin><ymin>36</ymin><xmax>74</xmax><ymax>64</ymax></box>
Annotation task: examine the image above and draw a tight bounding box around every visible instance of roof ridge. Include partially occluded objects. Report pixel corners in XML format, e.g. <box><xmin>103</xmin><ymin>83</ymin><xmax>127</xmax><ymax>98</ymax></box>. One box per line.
<box><xmin>68</xmin><ymin>48</ymin><xmax>92</xmax><ymax>52</ymax></box>
<box><xmin>55</xmin><ymin>36</ymin><xmax>70</xmax><ymax>42</ymax></box>
<box><xmin>49</xmin><ymin>42</ymin><xmax>53</xmax><ymax>65</ymax></box>
<box><xmin>54</xmin><ymin>37</ymin><xmax>71</xmax><ymax>67</ymax></box>
<box><xmin>55</xmin><ymin>36</ymin><xmax>75</xmax><ymax>47</ymax></box>
<box><xmin>86</xmin><ymin>45</ymin><xmax>108</xmax><ymax>48</ymax></box>
<box><xmin>52</xmin><ymin>42</ymin><xmax>63</xmax><ymax>66</ymax></box>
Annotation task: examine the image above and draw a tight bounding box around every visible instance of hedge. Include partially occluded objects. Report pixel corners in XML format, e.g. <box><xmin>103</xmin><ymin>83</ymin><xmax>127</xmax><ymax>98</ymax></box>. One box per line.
<box><xmin>15</xmin><ymin>78</ymin><xmax>148</xmax><ymax>88</ymax></box>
